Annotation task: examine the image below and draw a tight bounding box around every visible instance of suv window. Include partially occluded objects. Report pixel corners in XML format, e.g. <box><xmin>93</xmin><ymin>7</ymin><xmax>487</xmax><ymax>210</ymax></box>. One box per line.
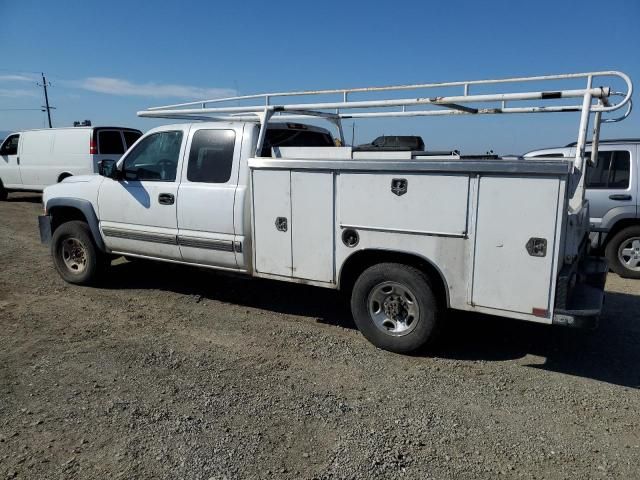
<box><xmin>123</xmin><ymin>130</ymin><xmax>183</xmax><ymax>182</ymax></box>
<box><xmin>585</xmin><ymin>150</ymin><xmax>631</xmax><ymax>189</ymax></box>
<box><xmin>0</xmin><ymin>134</ymin><xmax>19</xmax><ymax>155</ymax></box>
<box><xmin>123</xmin><ymin>130</ymin><xmax>142</xmax><ymax>149</ymax></box>
<box><xmin>98</xmin><ymin>130</ymin><xmax>125</xmax><ymax>155</ymax></box>
<box><xmin>187</xmin><ymin>129</ymin><xmax>235</xmax><ymax>183</ymax></box>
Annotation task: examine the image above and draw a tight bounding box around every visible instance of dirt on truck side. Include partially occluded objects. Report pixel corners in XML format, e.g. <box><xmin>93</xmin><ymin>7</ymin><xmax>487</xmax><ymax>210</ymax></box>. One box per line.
<box><xmin>0</xmin><ymin>193</ymin><xmax>639</xmax><ymax>480</ymax></box>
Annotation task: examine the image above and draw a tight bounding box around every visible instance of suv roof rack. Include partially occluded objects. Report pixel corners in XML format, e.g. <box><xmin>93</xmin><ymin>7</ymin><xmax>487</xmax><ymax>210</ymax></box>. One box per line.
<box><xmin>565</xmin><ymin>138</ymin><xmax>640</xmax><ymax>147</ymax></box>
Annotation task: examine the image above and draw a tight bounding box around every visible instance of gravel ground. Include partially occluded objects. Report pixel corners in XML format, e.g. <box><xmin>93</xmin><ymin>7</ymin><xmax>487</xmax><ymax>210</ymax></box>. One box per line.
<box><xmin>0</xmin><ymin>193</ymin><xmax>639</xmax><ymax>480</ymax></box>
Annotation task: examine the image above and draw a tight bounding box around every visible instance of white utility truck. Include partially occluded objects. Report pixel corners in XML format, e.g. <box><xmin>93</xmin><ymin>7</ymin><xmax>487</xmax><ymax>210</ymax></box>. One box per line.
<box><xmin>0</xmin><ymin>126</ymin><xmax>142</xmax><ymax>199</ymax></box>
<box><xmin>39</xmin><ymin>71</ymin><xmax>633</xmax><ymax>353</ymax></box>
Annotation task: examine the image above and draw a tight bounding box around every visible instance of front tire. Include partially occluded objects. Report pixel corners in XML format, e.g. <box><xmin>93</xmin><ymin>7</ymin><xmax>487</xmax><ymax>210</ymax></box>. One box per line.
<box><xmin>51</xmin><ymin>221</ymin><xmax>105</xmax><ymax>285</ymax></box>
<box><xmin>605</xmin><ymin>226</ymin><xmax>640</xmax><ymax>279</ymax></box>
<box><xmin>350</xmin><ymin>263</ymin><xmax>440</xmax><ymax>353</ymax></box>
<box><xmin>0</xmin><ymin>182</ymin><xmax>7</xmax><ymax>201</ymax></box>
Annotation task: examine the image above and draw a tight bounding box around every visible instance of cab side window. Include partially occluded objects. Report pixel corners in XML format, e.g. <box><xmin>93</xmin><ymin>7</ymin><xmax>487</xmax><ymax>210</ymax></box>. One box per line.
<box><xmin>123</xmin><ymin>131</ymin><xmax>183</xmax><ymax>182</ymax></box>
<box><xmin>0</xmin><ymin>135</ymin><xmax>19</xmax><ymax>156</ymax></box>
<box><xmin>187</xmin><ymin>129</ymin><xmax>235</xmax><ymax>183</ymax></box>
<box><xmin>585</xmin><ymin>151</ymin><xmax>631</xmax><ymax>189</ymax></box>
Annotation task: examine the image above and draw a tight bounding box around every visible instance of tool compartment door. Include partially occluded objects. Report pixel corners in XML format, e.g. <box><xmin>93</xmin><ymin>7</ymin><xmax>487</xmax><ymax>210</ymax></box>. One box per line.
<box><xmin>291</xmin><ymin>171</ymin><xmax>334</xmax><ymax>282</ymax></box>
<box><xmin>472</xmin><ymin>176</ymin><xmax>561</xmax><ymax>315</ymax></box>
<box><xmin>252</xmin><ymin>169</ymin><xmax>292</xmax><ymax>277</ymax></box>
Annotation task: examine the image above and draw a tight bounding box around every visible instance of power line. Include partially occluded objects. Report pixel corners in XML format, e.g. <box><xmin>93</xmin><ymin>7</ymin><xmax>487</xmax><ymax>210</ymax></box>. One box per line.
<box><xmin>0</xmin><ymin>108</ymin><xmax>45</xmax><ymax>111</ymax></box>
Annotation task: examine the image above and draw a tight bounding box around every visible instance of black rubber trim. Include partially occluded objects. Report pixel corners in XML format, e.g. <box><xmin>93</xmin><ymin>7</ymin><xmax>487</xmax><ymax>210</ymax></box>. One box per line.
<box><xmin>46</xmin><ymin>197</ymin><xmax>106</xmax><ymax>252</ymax></box>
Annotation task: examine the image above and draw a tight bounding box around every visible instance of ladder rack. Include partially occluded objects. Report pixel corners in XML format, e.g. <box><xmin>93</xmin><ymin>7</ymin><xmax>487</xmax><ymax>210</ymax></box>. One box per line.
<box><xmin>138</xmin><ymin>70</ymin><xmax>633</xmax><ymax>206</ymax></box>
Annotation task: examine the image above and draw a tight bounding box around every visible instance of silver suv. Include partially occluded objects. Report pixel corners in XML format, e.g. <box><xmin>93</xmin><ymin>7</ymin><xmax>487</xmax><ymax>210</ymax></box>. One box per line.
<box><xmin>525</xmin><ymin>139</ymin><xmax>639</xmax><ymax>279</ymax></box>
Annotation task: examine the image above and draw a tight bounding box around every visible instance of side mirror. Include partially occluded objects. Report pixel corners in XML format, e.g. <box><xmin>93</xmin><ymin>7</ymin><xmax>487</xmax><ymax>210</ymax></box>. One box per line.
<box><xmin>98</xmin><ymin>159</ymin><xmax>119</xmax><ymax>179</ymax></box>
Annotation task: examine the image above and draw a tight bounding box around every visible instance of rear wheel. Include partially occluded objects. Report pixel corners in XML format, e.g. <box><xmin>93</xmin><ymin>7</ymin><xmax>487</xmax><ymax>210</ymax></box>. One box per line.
<box><xmin>51</xmin><ymin>221</ymin><xmax>106</xmax><ymax>285</ymax></box>
<box><xmin>350</xmin><ymin>262</ymin><xmax>440</xmax><ymax>353</ymax></box>
<box><xmin>606</xmin><ymin>226</ymin><xmax>640</xmax><ymax>279</ymax></box>
<box><xmin>0</xmin><ymin>182</ymin><xmax>7</xmax><ymax>201</ymax></box>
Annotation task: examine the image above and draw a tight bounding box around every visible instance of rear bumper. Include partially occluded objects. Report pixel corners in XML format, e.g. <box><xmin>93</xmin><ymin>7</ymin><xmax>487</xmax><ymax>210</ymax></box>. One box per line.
<box><xmin>38</xmin><ymin>215</ymin><xmax>52</xmax><ymax>245</ymax></box>
<box><xmin>553</xmin><ymin>256</ymin><xmax>607</xmax><ymax>328</ymax></box>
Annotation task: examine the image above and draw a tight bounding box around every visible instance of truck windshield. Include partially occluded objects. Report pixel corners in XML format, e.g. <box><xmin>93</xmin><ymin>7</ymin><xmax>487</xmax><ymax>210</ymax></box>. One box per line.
<box><xmin>261</xmin><ymin>129</ymin><xmax>334</xmax><ymax>157</ymax></box>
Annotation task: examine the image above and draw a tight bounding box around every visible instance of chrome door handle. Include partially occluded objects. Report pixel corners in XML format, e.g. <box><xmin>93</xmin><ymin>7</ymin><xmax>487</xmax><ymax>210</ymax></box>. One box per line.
<box><xmin>609</xmin><ymin>194</ymin><xmax>632</xmax><ymax>201</ymax></box>
<box><xmin>158</xmin><ymin>193</ymin><xmax>175</xmax><ymax>205</ymax></box>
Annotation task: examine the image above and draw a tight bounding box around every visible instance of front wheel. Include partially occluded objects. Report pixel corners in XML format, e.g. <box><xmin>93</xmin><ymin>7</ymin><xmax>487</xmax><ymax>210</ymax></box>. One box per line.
<box><xmin>350</xmin><ymin>263</ymin><xmax>440</xmax><ymax>353</ymax></box>
<box><xmin>605</xmin><ymin>226</ymin><xmax>640</xmax><ymax>279</ymax></box>
<box><xmin>0</xmin><ymin>182</ymin><xmax>7</xmax><ymax>201</ymax></box>
<box><xmin>51</xmin><ymin>221</ymin><xmax>106</xmax><ymax>285</ymax></box>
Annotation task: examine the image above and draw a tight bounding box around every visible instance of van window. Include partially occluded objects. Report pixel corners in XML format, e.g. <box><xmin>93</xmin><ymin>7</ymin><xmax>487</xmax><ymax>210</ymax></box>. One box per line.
<box><xmin>98</xmin><ymin>131</ymin><xmax>125</xmax><ymax>155</ymax></box>
<box><xmin>123</xmin><ymin>130</ymin><xmax>142</xmax><ymax>149</ymax></box>
<box><xmin>123</xmin><ymin>130</ymin><xmax>183</xmax><ymax>182</ymax></box>
<box><xmin>187</xmin><ymin>129</ymin><xmax>235</xmax><ymax>183</ymax></box>
<box><xmin>586</xmin><ymin>151</ymin><xmax>631</xmax><ymax>189</ymax></box>
<box><xmin>0</xmin><ymin>134</ymin><xmax>19</xmax><ymax>155</ymax></box>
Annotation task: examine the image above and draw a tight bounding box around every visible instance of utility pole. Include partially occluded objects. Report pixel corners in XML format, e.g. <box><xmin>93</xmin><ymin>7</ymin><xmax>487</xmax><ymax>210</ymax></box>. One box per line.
<box><xmin>38</xmin><ymin>72</ymin><xmax>53</xmax><ymax>128</ymax></box>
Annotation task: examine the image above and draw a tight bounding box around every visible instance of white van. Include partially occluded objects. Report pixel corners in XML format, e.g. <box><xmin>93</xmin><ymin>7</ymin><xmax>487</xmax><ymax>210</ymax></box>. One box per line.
<box><xmin>0</xmin><ymin>126</ymin><xmax>142</xmax><ymax>199</ymax></box>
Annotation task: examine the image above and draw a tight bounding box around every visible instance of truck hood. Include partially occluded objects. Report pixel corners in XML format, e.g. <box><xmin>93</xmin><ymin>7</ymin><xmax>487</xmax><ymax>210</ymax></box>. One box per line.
<box><xmin>59</xmin><ymin>174</ymin><xmax>101</xmax><ymax>184</ymax></box>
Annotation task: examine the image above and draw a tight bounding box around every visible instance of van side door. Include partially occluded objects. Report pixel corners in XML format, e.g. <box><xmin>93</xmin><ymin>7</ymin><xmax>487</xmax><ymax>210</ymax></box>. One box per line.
<box><xmin>0</xmin><ymin>134</ymin><xmax>22</xmax><ymax>187</ymax></box>
<box><xmin>176</xmin><ymin>126</ymin><xmax>241</xmax><ymax>269</ymax></box>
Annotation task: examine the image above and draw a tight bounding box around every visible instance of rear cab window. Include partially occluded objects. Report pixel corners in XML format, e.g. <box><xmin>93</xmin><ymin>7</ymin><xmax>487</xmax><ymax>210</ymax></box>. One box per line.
<box><xmin>187</xmin><ymin>129</ymin><xmax>236</xmax><ymax>183</ymax></box>
<box><xmin>260</xmin><ymin>126</ymin><xmax>334</xmax><ymax>157</ymax></box>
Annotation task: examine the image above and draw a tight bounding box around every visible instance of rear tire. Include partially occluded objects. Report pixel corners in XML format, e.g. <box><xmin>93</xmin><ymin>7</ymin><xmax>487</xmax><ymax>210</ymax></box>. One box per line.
<box><xmin>0</xmin><ymin>182</ymin><xmax>7</xmax><ymax>201</ymax></box>
<box><xmin>51</xmin><ymin>221</ymin><xmax>106</xmax><ymax>285</ymax></box>
<box><xmin>350</xmin><ymin>262</ymin><xmax>440</xmax><ymax>353</ymax></box>
<box><xmin>605</xmin><ymin>226</ymin><xmax>640</xmax><ymax>279</ymax></box>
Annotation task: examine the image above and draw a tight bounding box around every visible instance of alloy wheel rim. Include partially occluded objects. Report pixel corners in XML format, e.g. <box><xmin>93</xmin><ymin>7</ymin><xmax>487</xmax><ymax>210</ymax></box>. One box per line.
<box><xmin>618</xmin><ymin>237</ymin><xmax>640</xmax><ymax>272</ymax></box>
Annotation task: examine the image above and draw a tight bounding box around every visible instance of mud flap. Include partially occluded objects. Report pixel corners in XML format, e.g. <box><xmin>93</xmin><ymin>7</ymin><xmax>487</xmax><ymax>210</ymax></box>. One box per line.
<box><xmin>38</xmin><ymin>215</ymin><xmax>52</xmax><ymax>245</ymax></box>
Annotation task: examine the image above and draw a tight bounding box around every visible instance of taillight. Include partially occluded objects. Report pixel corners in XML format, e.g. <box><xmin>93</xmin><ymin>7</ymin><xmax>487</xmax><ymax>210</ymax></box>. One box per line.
<box><xmin>89</xmin><ymin>138</ymin><xmax>97</xmax><ymax>154</ymax></box>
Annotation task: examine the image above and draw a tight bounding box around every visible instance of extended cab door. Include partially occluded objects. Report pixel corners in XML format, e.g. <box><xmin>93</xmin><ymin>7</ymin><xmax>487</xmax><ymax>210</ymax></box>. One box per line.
<box><xmin>176</xmin><ymin>127</ymin><xmax>241</xmax><ymax>268</ymax></box>
<box><xmin>0</xmin><ymin>134</ymin><xmax>22</xmax><ymax>187</ymax></box>
<box><xmin>97</xmin><ymin>128</ymin><xmax>186</xmax><ymax>259</ymax></box>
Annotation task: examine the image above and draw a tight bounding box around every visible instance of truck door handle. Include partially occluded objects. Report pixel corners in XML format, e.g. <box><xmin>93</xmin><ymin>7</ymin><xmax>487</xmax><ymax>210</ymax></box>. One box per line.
<box><xmin>158</xmin><ymin>193</ymin><xmax>175</xmax><ymax>205</ymax></box>
<box><xmin>16</xmin><ymin>156</ymin><xmax>19</xmax><ymax>165</ymax></box>
<box><xmin>609</xmin><ymin>194</ymin><xmax>632</xmax><ymax>201</ymax></box>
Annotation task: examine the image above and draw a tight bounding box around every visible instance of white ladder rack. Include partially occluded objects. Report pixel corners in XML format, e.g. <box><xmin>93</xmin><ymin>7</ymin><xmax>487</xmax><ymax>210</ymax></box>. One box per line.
<box><xmin>138</xmin><ymin>70</ymin><xmax>632</xmax><ymax>210</ymax></box>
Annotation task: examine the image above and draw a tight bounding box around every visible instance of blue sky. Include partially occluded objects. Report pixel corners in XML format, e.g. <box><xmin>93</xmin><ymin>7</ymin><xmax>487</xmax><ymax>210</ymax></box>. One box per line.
<box><xmin>1</xmin><ymin>0</ymin><xmax>638</xmax><ymax>154</ymax></box>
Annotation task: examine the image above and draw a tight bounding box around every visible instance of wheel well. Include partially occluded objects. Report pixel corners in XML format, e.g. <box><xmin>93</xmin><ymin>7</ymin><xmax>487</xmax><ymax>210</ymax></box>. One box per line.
<box><xmin>601</xmin><ymin>219</ymin><xmax>640</xmax><ymax>249</ymax></box>
<box><xmin>339</xmin><ymin>249</ymin><xmax>449</xmax><ymax>307</ymax></box>
<box><xmin>49</xmin><ymin>206</ymin><xmax>88</xmax><ymax>233</ymax></box>
<box><xmin>57</xmin><ymin>172</ymin><xmax>73</xmax><ymax>183</ymax></box>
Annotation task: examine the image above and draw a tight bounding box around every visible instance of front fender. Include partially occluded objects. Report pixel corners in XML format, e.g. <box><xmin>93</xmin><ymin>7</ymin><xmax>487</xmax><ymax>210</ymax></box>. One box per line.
<box><xmin>46</xmin><ymin>197</ymin><xmax>107</xmax><ymax>252</ymax></box>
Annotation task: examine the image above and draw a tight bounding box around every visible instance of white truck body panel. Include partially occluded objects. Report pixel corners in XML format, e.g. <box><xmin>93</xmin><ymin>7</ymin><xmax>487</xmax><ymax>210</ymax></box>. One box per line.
<box><xmin>291</xmin><ymin>171</ymin><xmax>334</xmax><ymax>283</ymax></box>
<box><xmin>248</xmin><ymin>153</ymin><xmax>572</xmax><ymax>324</ymax></box>
<box><xmin>472</xmin><ymin>176</ymin><xmax>562</xmax><ymax>315</ymax></box>
<box><xmin>338</xmin><ymin>173</ymin><xmax>469</xmax><ymax>236</ymax></box>
<box><xmin>252</xmin><ymin>169</ymin><xmax>292</xmax><ymax>277</ymax></box>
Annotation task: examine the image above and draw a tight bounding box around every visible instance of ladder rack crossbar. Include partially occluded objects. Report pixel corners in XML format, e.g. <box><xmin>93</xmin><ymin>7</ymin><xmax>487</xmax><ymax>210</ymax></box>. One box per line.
<box><xmin>146</xmin><ymin>71</ymin><xmax>631</xmax><ymax>112</ymax></box>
